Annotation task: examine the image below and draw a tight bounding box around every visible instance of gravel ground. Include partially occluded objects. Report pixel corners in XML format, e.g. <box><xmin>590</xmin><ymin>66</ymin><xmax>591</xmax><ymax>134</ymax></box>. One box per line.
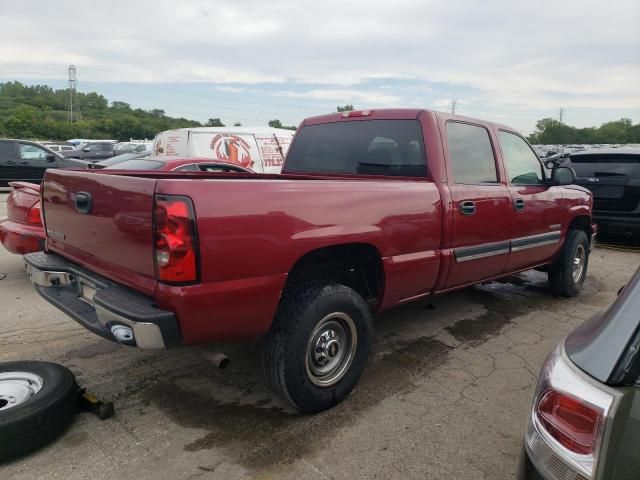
<box><xmin>1</xmin><ymin>192</ymin><xmax>638</xmax><ymax>479</ymax></box>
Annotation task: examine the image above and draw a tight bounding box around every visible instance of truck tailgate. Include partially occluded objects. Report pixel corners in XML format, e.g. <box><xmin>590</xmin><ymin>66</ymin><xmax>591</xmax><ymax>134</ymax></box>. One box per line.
<box><xmin>42</xmin><ymin>170</ymin><xmax>158</xmax><ymax>295</ymax></box>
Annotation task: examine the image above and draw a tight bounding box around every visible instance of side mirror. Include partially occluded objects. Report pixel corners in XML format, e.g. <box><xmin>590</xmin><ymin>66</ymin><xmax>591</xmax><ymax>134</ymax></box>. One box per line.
<box><xmin>83</xmin><ymin>147</ymin><xmax>91</xmax><ymax>152</ymax></box>
<box><xmin>549</xmin><ymin>166</ymin><xmax>575</xmax><ymax>186</ymax></box>
<box><xmin>45</xmin><ymin>153</ymin><xmax>57</xmax><ymax>163</ymax></box>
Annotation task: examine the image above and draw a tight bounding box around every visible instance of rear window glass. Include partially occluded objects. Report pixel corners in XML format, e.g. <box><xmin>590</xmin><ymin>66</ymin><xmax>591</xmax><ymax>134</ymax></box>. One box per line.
<box><xmin>284</xmin><ymin>120</ymin><xmax>427</xmax><ymax>177</ymax></box>
<box><xmin>569</xmin><ymin>154</ymin><xmax>640</xmax><ymax>177</ymax></box>
<box><xmin>105</xmin><ymin>159</ymin><xmax>164</xmax><ymax>170</ymax></box>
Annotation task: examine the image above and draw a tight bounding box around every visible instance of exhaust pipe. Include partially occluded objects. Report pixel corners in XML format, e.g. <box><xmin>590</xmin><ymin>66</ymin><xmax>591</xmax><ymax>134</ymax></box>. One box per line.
<box><xmin>204</xmin><ymin>351</ymin><xmax>230</xmax><ymax>370</ymax></box>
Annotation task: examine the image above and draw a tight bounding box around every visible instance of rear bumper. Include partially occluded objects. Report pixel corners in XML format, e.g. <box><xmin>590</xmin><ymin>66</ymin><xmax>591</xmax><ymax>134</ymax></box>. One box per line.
<box><xmin>24</xmin><ymin>251</ymin><xmax>180</xmax><ymax>349</ymax></box>
<box><xmin>0</xmin><ymin>218</ymin><xmax>45</xmax><ymax>255</ymax></box>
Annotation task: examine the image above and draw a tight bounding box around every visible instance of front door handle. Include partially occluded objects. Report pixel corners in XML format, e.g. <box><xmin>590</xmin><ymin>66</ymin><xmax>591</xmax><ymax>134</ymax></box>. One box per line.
<box><xmin>513</xmin><ymin>198</ymin><xmax>525</xmax><ymax>211</ymax></box>
<box><xmin>7</xmin><ymin>160</ymin><xmax>16</xmax><ymax>165</ymax></box>
<box><xmin>460</xmin><ymin>200</ymin><xmax>476</xmax><ymax>216</ymax></box>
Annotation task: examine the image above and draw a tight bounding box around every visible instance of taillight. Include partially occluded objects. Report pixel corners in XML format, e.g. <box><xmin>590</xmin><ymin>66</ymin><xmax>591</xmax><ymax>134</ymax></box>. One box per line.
<box><xmin>536</xmin><ymin>390</ymin><xmax>603</xmax><ymax>455</ymax></box>
<box><xmin>153</xmin><ymin>195</ymin><xmax>199</xmax><ymax>284</ymax></box>
<box><xmin>27</xmin><ymin>201</ymin><xmax>42</xmax><ymax>224</ymax></box>
<box><xmin>525</xmin><ymin>344</ymin><xmax>619</xmax><ymax>480</ymax></box>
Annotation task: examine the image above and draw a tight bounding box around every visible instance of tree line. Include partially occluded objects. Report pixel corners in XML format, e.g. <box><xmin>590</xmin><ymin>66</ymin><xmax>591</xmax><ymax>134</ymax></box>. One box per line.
<box><xmin>527</xmin><ymin>117</ymin><xmax>640</xmax><ymax>144</ymax></box>
<box><xmin>2</xmin><ymin>82</ymin><xmax>637</xmax><ymax>144</ymax></box>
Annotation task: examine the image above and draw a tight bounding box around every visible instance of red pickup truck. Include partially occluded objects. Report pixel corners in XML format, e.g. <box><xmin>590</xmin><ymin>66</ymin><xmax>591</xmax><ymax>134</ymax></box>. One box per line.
<box><xmin>24</xmin><ymin>109</ymin><xmax>595</xmax><ymax>412</ymax></box>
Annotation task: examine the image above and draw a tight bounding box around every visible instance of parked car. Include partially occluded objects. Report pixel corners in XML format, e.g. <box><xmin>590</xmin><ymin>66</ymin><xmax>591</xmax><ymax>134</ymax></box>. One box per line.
<box><xmin>102</xmin><ymin>156</ymin><xmax>254</xmax><ymax>173</ymax></box>
<box><xmin>152</xmin><ymin>126</ymin><xmax>295</xmax><ymax>173</ymax></box>
<box><xmin>61</xmin><ymin>141</ymin><xmax>117</xmax><ymax>162</ymax></box>
<box><xmin>567</xmin><ymin>147</ymin><xmax>640</xmax><ymax>239</ymax></box>
<box><xmin>88</xmin><ymin>150</ymin><xmax>151</xmax><ymax>169</ymax></box>
<box><xmin>0</xmin><ymin>182</ymin><xmax>44</xmax><ymax>254</ymax></box>
<box><xmin>24</xmin><ymin>108</ymin><xmax>595</xmax><ymax>413</ymax></box>
<box><xmin>114</xmin><ymin>142</ymin><xmax>153</xmax><ymax>156</ymax></box>
<box><xmin>0</xmin><ymin>139</ymin><xmax>88</xmax><ymax>187</ymax></box>
<box><xmin>520</xmin><ymin>266</ymin><xmax>640</xmax><ymax>480</ymax></box>
<box><xmin>0</xmin><ymin>157</ymin><xmax>252</xmax><ymax>254</ymax></box>
<box><xmin>43</xmin><ymin>143</ymin><xmax>75</xmax><ymax>153</ymax></box>
<box><xmin>67</xmin><ymin>138</ymin><xmax>118</xmax><ymax>148</ymax></box>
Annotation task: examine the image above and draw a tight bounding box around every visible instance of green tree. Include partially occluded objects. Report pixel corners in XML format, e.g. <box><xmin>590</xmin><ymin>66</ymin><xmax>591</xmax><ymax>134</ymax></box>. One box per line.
<box><xmin>336</xmin><ymin>104</ymin><xmax>354</xmax><ymax>112</ymax></box>
<box><xmin>268</xmin><ymin>119</ymin><xmax>283</xmax><ymax>128</ymax></box>
<box><xmin>233</xmin><ymin>122</ymin><xmax>242</xmax><ymax>126</ymax></box>
<box><xmin>206</xmin><ymin>118</ymin><xmax>225</xmax><ymax>127</ymax></box>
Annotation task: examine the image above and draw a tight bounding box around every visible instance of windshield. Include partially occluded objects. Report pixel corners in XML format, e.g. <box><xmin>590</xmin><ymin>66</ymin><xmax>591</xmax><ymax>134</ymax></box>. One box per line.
<box><xmin>284</xmin><ymin>119</ymin><xmax>427</xmax><ymax>177</ymax></box>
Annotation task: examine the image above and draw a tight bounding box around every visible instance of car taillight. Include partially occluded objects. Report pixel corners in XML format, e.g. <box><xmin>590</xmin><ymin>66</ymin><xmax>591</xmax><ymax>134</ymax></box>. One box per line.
<box><xmin>525</xmin><ymin>344</ymin><xmax>619</xmax><ymax>480</ymax></box>
<box><xmin>27</xmin><ymin>201</ymin><xmax>41</xmax><ymax>224</ymax></box>
<box><xmin>153</xmin><ymin>195</ymin><xmax>199</xmax><ymax>284</ymax></box>
<box><xmin>536</xmin><ymin>390</ymin><xmax>603</xmax><ymax>455</ymax></box>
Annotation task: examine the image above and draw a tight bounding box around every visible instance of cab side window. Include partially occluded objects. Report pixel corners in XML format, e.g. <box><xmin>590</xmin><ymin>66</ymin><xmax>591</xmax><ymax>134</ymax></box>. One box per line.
<box><xmin>446</xmin><ymin>122</ymin><xmax>498</xmax><ymax>184</ymax></box>
<box><xmin>498</xmin><ymin>131</ymin><xmax>544</xmax><ymax>185</ymax></box>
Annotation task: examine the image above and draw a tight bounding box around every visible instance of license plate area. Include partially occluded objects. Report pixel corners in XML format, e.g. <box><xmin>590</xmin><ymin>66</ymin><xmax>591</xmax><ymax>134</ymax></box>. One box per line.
<box><xmin>78</xmin><ymin>281</ymin><xmax>99</xmax><ymax>305</ymax></box>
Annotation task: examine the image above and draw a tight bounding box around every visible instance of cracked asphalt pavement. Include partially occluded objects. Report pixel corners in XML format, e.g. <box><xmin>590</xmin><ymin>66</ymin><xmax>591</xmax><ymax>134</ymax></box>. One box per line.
<box><xmin>1</xmin><ymin>192</ymin><xmax>638</xmax><ymax>479</ymax></box>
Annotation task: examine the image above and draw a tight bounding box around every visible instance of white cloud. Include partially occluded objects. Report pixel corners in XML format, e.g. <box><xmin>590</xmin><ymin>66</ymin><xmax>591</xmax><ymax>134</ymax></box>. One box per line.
<box><xmin>0</xmin><ymin>0</ymin><xmax>638</xmax><ymax>130</ymax></box>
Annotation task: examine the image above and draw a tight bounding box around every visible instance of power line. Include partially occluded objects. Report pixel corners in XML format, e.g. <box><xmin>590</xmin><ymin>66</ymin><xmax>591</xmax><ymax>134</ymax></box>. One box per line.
<box><xmin>68</xmin><ymin>65</ymin><xmax>81</xmax><ymax>122</ymax></box>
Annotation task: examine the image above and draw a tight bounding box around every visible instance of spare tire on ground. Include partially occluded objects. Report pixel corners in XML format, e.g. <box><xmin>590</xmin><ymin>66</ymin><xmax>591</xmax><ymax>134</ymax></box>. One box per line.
<box><xmin>0</xmin><ymin>361</ymin><xmax>77</xmax><ymax>463</ymax></box>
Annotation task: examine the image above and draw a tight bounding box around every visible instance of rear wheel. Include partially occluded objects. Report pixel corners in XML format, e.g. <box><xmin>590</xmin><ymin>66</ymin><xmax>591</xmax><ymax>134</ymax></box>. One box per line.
<box><xmin>548</xmin><ymin>230</ymin><xmax>589</xmax><ymax>297</ymax></box>
<box><xmin>263</xmin><ymin>282</ymin><xmax>373</xmax><ymax>413</ymax></box>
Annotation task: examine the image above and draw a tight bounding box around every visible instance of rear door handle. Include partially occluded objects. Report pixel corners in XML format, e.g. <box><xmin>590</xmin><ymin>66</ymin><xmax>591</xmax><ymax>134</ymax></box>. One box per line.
<box><xmin>74</xmin><ymin>192</ymin><xmax>92</xmax><ymax>214</ymax></box>
<box><xmin>513</xmin><ymin>198</ymin><xmax>525</xmax><ymax>211</ymax></box>
<box><xmin>7</xmin><ymin>160</ymin><xmax>16</xmax><ymax>165</ymax></box>
<box><xmin>19</xmin><ymin>161</ymin><xmax>29</xmax><ymax>165</ymax></box>
<box><xmin>460</xmin><ymin>200</ymin><xmax>476</xmax><ymax>215</ymax></box>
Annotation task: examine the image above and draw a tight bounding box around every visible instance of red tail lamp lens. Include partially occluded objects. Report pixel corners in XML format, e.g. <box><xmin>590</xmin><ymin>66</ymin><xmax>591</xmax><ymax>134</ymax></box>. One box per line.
<box><xmin>153</xmin><ymin>195</ymin><xmax>199</xmax><ymax>284</ymax></box>
<box><xmin>536</xmin><ymin>389</ymin><xmax>603</xmax><ymax>455</ymax></box>
<box><xmin>27</xmin><ymin>201</ymin><xmax>42</xmax><ymax>224</ymax></box>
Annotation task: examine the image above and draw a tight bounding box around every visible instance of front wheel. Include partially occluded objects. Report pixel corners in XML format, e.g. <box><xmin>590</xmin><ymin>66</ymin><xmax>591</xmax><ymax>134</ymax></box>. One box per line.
<box><xmin>548</xmin><ymin>229</ymin><xmax>590</xmax><ymax>297</ymax></box>
<box><xmin>263</xmin><ymin>282</ymin><xmax>373</xmax><ymax>413</ymax></box>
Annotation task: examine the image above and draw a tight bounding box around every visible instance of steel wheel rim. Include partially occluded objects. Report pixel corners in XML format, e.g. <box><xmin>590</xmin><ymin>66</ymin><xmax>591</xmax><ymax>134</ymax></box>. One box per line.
<box><xmin>305</xmin><ymin>313</ymin><xmax>357</xmax><ymax>387</ymax></box>
<box><xmin>0</xmin><ymin>372</ymin><xmax>44</xmax><ymax>411</ymax></box>
<box><xmin>572</xmin><ymin>244</ymin><xmax>586</xmax><ymax>283</ymax></box>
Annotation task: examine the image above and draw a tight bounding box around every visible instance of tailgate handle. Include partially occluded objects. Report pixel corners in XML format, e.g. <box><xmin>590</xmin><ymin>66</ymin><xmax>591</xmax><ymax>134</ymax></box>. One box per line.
<box><xmin>75</xmin><ymin>192</ymin><xmax>92</xmax><ymax>214</ymax></box>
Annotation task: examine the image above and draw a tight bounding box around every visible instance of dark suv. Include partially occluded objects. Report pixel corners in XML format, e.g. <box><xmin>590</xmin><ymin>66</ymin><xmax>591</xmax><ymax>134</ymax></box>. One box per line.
<box><xmin>568</xmin><ymin>148</ymin><xmax>640</xmax><ymax>239</ymax></box>
<box><xmin>0</xmin><ymin>139</ymin><xmax>88</xmax><ymax>186</ymax></box>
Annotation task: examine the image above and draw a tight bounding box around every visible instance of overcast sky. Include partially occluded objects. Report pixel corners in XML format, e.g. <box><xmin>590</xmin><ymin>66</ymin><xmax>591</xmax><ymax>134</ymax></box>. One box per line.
<box><xmin>1</xmin><ymin>0</ymin><xmax>638</xmax><ymax>133</ymax></box>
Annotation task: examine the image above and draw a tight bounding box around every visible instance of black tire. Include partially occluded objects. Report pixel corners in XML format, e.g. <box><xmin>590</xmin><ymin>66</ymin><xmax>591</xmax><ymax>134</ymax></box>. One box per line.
<box><xmin>263</xmin><ymin>282</ymin><xmax>373</xmax><ymax>413</ymax></box>
<box><xmin>548</xmin><ymin>229</ymin><xmax>590</xmax><ymax>297</ymax></box>
<box><xmin>0</xmin><ymin>361</ymin><xmax>77</xmax><ymax>463</ymax></box>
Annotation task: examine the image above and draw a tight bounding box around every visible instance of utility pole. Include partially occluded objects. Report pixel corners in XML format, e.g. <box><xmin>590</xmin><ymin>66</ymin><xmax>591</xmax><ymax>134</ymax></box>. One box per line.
<box><xmin>450</xmin><ymin>98</ymin><xmax>458</xmax><ymax>114</ymax></box>
<box><xmin>559</xmin><ymin>107</ymin><xmax>564</xmax><ymax>124</ymax></box>
<box><xmin>68</xmin><ymin>65</ymin><xmax>81</xmax><ymax>122</ymax></box>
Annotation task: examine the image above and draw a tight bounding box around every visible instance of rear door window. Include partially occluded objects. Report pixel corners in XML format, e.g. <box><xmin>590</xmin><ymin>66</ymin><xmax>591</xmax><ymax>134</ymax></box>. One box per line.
<box><xmin>284</xmin><ymin>119</ymin><xmax>427</xmax><ymax>177</ymax></box>
<box><xmin>0</xmin><ymin>141</ymin><xmax>16</xmax><ymax>163</ymax></box>
<box><xmin>498</xmin><ymin>131</ymin><xmax>544</xmax><ymax>185</ymax></box>
<box><xmin>446</xmin><ymin>122</ymin><xmax>498</xmax><ymax>184</ymax></box>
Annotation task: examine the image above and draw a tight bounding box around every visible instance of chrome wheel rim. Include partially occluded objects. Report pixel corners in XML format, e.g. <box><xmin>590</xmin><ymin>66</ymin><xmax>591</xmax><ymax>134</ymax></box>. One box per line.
<box><xmin>305</xmin><ymin>313</ymin><xmax>357</xmax><ymax>387</ymax></box>
<box><xmin>572</xmin><ymin>244</ymin><xmax>586</xmax><ymax>283</ymax></box>
<box><xmin>0</xmin><ymin>372</ymin><xmax>44</xmax><ymax>411</ymax></box>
